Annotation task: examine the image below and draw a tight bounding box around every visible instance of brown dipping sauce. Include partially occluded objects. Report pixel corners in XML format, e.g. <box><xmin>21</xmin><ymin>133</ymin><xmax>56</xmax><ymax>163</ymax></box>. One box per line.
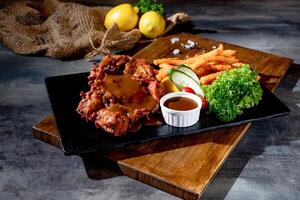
<box><xmin>164</xmin><ymin>97</ymin><xmax>198</xmax><ymax>111</ymax></box>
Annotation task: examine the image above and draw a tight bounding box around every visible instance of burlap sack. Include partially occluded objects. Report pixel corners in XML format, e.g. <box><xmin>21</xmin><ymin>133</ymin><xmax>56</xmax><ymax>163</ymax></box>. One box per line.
<box><xmin>0</xmin><ymin>0</ymin><xmax>142</xmax><ymax>58</ymax></box>
<box><xmin>0</xmin><ymin>0</ymin><xmax>190</xmax><ymax>59</ymax></box>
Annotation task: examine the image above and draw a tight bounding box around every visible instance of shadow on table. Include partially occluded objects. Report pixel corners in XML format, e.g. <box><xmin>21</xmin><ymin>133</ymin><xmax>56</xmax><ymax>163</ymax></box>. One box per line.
<box><xmin>81</xmin><ymin>154</ymin><xmax>122</xmax><ymax>180</ymax></box>
<box><xmin>81</xmin><ymin>63</ymin><xmax>299</xmax><ymax>199</ymax></box>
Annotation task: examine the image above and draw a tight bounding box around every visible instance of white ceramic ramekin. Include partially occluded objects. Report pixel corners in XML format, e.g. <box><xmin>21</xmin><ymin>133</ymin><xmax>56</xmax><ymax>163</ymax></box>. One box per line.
<box><xmin>160</xmin><ymin>92</ymin><xmax>202</xmax><ymax>127</ymax></box>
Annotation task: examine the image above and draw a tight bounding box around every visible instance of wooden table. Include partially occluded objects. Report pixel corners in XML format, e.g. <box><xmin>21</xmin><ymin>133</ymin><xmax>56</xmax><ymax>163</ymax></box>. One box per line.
<box><xmin>32</xmin><ymin>33</ymin><xmax>293</xmax><ymax>200</ymax></box>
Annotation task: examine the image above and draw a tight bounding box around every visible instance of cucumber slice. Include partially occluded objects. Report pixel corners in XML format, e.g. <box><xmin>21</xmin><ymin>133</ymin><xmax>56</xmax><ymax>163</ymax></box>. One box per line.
<box><xmin>169</xmin><ymin>69</ymin><xmax>204</xmax><ymax>97</ymax></box>
<box><xmin>177</xmin><ymin>65</ymin><xmax>200</xmax><ymax>84</ymax></box>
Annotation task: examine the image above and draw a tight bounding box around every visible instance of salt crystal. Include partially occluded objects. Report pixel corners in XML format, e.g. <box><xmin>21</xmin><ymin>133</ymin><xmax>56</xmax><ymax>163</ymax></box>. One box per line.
<box><xmin>184</xmin><ymin>40</ymin><xmax>196</xmax><ymax>49</ymax></box>
<box><xmin>184</xmin><ymin>44</ymin><xmax>191</xmax><ymax>49</ymax></box>
<box><xmin>170</xmin><ymin>37</ymin><xmax>180</xmax><ymax>44</ymax></box>
<box><xmin>187</xmin><ymin>40</ymin><xmax>195</xmax><ymax>46</ymax></box>
<box><xmin>172</xmin><ymin>49</ymin><xmax>180</xmax><ymax>55</ymax></box>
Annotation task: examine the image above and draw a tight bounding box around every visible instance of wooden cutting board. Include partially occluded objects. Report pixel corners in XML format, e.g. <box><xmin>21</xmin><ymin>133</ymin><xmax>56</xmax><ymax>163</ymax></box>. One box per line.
<box><xmin>32</xmin><ymin>33</ymin><xmax>293</xmax><ymax>200</ymax></box>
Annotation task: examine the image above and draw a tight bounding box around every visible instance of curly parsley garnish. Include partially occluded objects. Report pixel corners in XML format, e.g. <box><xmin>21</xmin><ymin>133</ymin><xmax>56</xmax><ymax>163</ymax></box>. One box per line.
<box><xmin>203</xmin><ymin>64</ymin><xmax>263</xmax><ymax>121</ymax></box>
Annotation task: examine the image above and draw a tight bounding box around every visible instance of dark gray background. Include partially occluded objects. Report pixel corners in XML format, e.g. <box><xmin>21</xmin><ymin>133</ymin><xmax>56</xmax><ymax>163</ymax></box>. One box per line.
<box><xmin>0</xmin><ymin>0</ymin><xmax>299</xmax><ymax>199</ymax></box>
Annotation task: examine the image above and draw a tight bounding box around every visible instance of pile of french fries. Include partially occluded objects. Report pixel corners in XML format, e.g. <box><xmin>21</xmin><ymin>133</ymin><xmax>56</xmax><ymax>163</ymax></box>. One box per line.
<box><xmin>154</xmin><ymin>44</ymin><xmax>244</xmax><ymax>85</ymax></box>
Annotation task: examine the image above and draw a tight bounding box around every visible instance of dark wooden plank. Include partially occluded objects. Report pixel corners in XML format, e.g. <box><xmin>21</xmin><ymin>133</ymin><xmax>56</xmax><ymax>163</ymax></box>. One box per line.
<box><xmin>32</xmin><ymin>33</ymin><xmax>293</xmax><ymax>199</ymax></box>
<box><xmin>32</xmin><ymin>114</ymin><xmax>61</xmax><ymax>149</ymax></box>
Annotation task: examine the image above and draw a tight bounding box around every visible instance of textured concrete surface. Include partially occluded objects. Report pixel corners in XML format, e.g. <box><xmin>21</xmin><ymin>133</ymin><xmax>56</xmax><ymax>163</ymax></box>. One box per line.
<box><xmin>0</xmin><ymin>0</ymin><xmax>299</xmax><ymax>199</ymax></box>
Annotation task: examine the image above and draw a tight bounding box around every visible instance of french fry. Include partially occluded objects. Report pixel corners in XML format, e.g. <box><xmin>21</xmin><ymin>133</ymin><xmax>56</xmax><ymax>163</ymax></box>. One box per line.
<box><xmin>154</xmin><ymin>44</ymin><xmax>224</xmax><ymax>68</ymax></box>
<box><xmin>232</xmin><ymin>62</ymin><xmax>244</xmax><ymax>67</ymax></box>
<box><xmin>195</xmin><ymin>65</ymin><xmax>211</xmax><ymax>77</ymax></box>
<box><xmin>154</xmin><ymin>56</ymin><xmax>199</xmax><ymax>66</ymax></box>
<box><xmin>210</xmin><ymin>64</ymin><xmax>233</xmax><ymax>71</ymax></box>
<box><xmin>159</xmin><ymin>63</ymin><xmax>176</xmax><ymax>69</ymax></box>
<box><xmin>180</xmin><ymin>55</ymin><xmax>203</xmax><ymax>64</ymax></box>
<box><xmin>190</xmin><ymin>55</ymin><xmax>216</xmax><ymax>71</ymax></box>
<box><xmin>156</xmin><ymin>64</ymin><xmax>175</xmax><ymax>81</ymax></box>
<box><xmin>213</xmin><ymin>56</ymin><xmax>239</xmax><ymax>64</ymax></box>
<box><xmin>204</xmin><ymin>44</ymin><xmax>224</xmax><ymax>58</ymax></box>
<box><xmin>154</xmin><ymin>58</ymin><xmax>183</xmax><ymax>65</ymax></box>
<box><xmin>207</xmin><ymin>61</ymin><xmax>217</xmax><ymax>65</ymax></box>
<box><xmin>221</xmin><ymin>49</ymin><xmax>236</xmax><ymax>57</ymax></box>
<box><xmin>200</xmin><ymin>71</ymin><xmax>222</xmax><ymax>85</ymax></box>
<box><xmin>190</xmin><ymin>46</ymin><xmax>223</xmax><ymax>68</ymax></box>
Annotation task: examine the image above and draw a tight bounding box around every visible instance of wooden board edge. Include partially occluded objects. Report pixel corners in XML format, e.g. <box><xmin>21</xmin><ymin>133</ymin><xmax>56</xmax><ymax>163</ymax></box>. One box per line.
<box><xmin>32</xmin><ymin>115</ymin><xmax>62</xmax><ymax>149</ymax></box>
<box><xmin>270</xmin><ymin>59</ymin><xmax>294</xmax><ymax>92</ymax></box>
<box><xmin>197</xmin><ymin>123</ymin><xmax>252</xmax><ymax>197</ymax></box>
<box><xmin>118</xmin><ymin>162</ymin><xmax>199</xmax><ymax>200</ymax></box>
<box><xmin>32</xmin><ymin>126</ymin><xmax>61</xmax><ymax>148</ymax></box>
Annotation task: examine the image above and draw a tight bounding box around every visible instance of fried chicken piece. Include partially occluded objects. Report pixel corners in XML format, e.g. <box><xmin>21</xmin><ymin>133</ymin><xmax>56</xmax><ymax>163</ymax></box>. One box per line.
<box><xmin>77</xmin><ymin>90</ymin><xmax>102</xmax><ymax>121</ymax></box>
<box><xmin>95</xmin><ymin>108</ymin><xmax>130</xmax><ymax>136</ymax></box>
<box><xmin>77</xmin><ymin>55</ymin><xmax>165</xmax><ymax>136</ymax></box>
<box><xmin>148</xmin><ymin>81</ymin><xmax>165</xmax><ymax>101</ymax></box>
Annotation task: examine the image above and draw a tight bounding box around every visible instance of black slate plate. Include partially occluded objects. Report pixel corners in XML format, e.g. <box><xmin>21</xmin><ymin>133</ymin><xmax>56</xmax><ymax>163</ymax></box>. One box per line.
<box><xmin>45</xmin><ymin>72</ymin><xmax>290</xmax><ymax>155</ymax></box>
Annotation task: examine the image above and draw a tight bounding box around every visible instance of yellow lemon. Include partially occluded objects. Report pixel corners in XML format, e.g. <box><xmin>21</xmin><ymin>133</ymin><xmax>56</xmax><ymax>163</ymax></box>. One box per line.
<box><xmin>139</xmin><ymin>11</ymin><xmax>165</xmax><ymax>38</ymax></box>
<box><xmin>104</xmin><ymin>4</ymin><xmax>139</xmax><ymax>31</ymax></box>
<box><xmin>161</xmin><ymin>77</ymin><xmax>179</xmax><ymax>93</ymax></box>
